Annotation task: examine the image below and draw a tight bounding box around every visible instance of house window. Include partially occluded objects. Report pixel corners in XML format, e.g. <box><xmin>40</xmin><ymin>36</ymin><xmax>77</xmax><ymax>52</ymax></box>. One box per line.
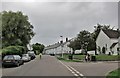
<box><xmin>117</xmin><ymin>47</ymin><xmax>119</xmax><ymax>51</ymax></box>
<box><xmin>106</xmin><ymin>44</ymin><xmax>107</xmax><ymax>50</ymax></box>
<box><xmin>102</xmin><ymin>47</ymin><xmax>106</xmax><ymax>54</ymax></box>
<box><xmin>98</xmin><ymin>46</ymin><xmax>101</xmax><ymax>54</ymax></box>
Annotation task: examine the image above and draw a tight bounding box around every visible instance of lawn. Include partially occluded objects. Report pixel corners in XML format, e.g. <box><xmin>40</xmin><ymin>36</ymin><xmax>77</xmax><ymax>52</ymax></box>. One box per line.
<box><xmin>96</xmin><ymin>55</ymin><xmax>120</xmax><ymax>61</ymax></box>
<box><xmin>63</xmin><ymin>54</ymin><xmax>85</xmax><ymax>60</ymax></box>
<box><xmin>57</xmin><ymin>56</ymin><xmax>82</xmax><ymax>62</ymax></box>
<box><xmin>59</xmin><ymin>54</ymin><xmax>120</xmax><ymax>61</ymax></box>
<box><xmin>106</xmin><ymin>68</ymin><xmax>120</xmax><ymax>78</ymax></box>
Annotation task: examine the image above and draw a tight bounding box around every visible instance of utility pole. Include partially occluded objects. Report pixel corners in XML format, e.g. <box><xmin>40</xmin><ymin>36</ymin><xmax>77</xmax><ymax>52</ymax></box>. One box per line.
<box><xmin>60</xmin><ymin>36</ymin><xmax>63</xmax><ymax>58</ymax></box>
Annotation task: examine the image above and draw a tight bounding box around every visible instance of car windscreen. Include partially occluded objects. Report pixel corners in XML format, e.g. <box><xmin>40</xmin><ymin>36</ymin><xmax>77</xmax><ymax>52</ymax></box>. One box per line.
<box><xmin>22</xmin><ymin>54</ymin><xmax>27</xmax><ymax>57</ymax></box>
<box><xmin>14</xmin><ymin>55</ymin><xmax>21</xmax><ymax>60</ymax></box>
<box><xmin>3</xmin><ymin>55</ymin><xmax>14</xmax><ymax>60</ymax></box>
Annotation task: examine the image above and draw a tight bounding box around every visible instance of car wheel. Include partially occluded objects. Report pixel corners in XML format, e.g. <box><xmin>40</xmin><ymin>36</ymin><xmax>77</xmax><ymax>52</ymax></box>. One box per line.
<box><xmin>16</xmin><ymin>63</ymin><xmax>20</xmax><ymax>67</ymax></box>
<box><xmin>2</xmin><ymin>65</ymin><xmax>6</xmax><ymax>68</ymax></box>
<box><xmin>22</xmin><ymin>61</ymin><xmax>24</xmax><ymax>65</ymax></box>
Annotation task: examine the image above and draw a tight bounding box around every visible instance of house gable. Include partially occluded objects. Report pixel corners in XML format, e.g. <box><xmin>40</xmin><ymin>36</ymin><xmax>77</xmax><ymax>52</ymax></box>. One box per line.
<box><xmin>96</xmin><ymin>30</ymin><xmax>110</xmax><ymax>45</ymax></box>
<box><xmin>96</xmin><ymin>30</ymin><xmax>111</xmax><ymax>54</ymax></box>
<box><xmin>96</xmin><ymin>29</ymin><xmax>119</xmax><ymax>55</ymax></box>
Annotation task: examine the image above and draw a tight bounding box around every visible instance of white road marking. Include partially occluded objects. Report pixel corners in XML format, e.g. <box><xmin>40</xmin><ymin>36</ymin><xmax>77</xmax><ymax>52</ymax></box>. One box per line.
<box><xmin>58</xmin><ymin>60</ymin><xmax>84</xmax><ymax>77</ymax></box>
<box><xmin>74</xmin><ymin>73</ymin><xmax>79</xmax><ymax>76</ymax></box>
<box><xmin>68</xmin><ymin>65</ymin><xmax>84</xmax><ymax>76</ymax></box>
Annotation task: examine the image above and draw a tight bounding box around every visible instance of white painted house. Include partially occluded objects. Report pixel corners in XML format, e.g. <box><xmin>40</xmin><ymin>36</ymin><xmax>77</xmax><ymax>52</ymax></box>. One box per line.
<box><xmin>44</xmin><ymin>38</ymin><xmax>74</xmax><ymax>55</ymax></box>
<box><xmin>96</xmin><ymin>29</ymin><xmax>119</xmax><ymax>55</ymax></box>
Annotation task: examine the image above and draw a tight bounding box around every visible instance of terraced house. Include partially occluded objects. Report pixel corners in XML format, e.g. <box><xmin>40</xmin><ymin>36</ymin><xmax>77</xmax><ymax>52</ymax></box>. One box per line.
<box><xmin>96</xmin><ymin>29</ymin><xmax>119</xmax><ymax>55</ymax></box>
<box><xmin>44</xmin><ymin>38</ymin><xmax>74</xmax><ymax>55</ymax></box>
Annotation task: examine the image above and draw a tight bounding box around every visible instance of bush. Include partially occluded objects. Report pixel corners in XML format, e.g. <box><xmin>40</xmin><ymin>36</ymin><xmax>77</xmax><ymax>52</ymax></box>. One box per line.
<box><xmin>2</xmin><ymin>46</ymin><xmax>25</xmax><ymax>59</ymax></box>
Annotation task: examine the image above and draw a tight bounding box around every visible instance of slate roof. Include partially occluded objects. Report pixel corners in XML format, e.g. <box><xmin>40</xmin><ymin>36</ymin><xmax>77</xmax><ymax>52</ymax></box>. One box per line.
<box><xmin>44</xmin><ymin>43</ymin><xmax>61</xmax><ymax>50</ymax></box>
<box><xmin>102</xmin><ymin>30</ymin><xmax>119</xmax><ymax>39</ymax></box>
<box><xmin>44</xmin><ymin>37</ymin><xmax>76</xmax><ymax>50</ymax></box>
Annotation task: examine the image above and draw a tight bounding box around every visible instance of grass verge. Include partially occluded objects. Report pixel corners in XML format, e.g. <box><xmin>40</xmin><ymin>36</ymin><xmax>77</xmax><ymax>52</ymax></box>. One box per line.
<box><xmin>57</xmin><ymin>57</ymin><xmax>82</xmax><ymax>62</ymax></box>
<box><xmin>63</xmin><ymin>54</ymin><xmax>120</xmax><ymax>61</ymax></box>
<box><xmin>106</xmin><ymin>68</ymin><xmax>120</xmax><ymax>78</ymax></box>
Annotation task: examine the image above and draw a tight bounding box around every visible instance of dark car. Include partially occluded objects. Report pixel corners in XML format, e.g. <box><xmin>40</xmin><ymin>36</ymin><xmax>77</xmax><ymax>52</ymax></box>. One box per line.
<box><xmin>27</xmin><ymin>51</ymin><xmax>36</xmax><ymax>60</ymax></box>
<box><xmin>50</xmin><ymin>54</ymin><xmax>55</xmax><ymax>56</ymax></box>
<box><xmin>2</xmin><ymin>55</ymin><xmax>24</xmax><ymax>67</ymax></box>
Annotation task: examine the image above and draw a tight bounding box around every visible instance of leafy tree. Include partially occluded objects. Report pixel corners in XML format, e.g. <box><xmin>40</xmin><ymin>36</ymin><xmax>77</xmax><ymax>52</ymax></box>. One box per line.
<box><xmin>32</xmin><ymin>43</ymin><xmax>45</xmax><ymax>54</ymax></box>
<box><xmin>93</xmin><ymin>23</ymin><xmax>112</xmax><ymax>40</ymax></box>
<box><xmin>68</xmin><ymin>39</ymin><xmax>80</xmax><ymax>52</ymax></box>
<box><xmin>68</xmin><ymin>30</ymin><xmax>93</xmax><ymax>53</ymax></box>
<box><xmin>0</xmin><ymin>13</ymin><xmax>2</xmax><ymax>48</ymax></box>
<box><xmin>2</xmin><ymin>11</ymin><xmax>35</xmax><ymax>48</ymax></box>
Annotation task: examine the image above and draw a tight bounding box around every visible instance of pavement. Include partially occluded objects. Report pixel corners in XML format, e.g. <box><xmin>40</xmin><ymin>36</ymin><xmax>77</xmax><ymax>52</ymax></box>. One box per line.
<box><xmin>1</xmin><ymin>55</ymin><xmax>119</xmax><ymax>77</ymax></box>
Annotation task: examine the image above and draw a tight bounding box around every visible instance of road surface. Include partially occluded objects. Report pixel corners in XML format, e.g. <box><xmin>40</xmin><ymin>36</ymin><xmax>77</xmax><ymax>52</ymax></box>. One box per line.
<box><xmin>2</xmin><ymin>55</ymin><xmax>73</xmax><ymax>76</ymax></box>
<box><xmin>63</xmin><ymin>61</ymin><xmax>118</xmax><ymax>76</ymax></box>
<box><xmin>2</xmin><ymin>55</ymin><xmax>118</xmax><ymax>78</ymax></box>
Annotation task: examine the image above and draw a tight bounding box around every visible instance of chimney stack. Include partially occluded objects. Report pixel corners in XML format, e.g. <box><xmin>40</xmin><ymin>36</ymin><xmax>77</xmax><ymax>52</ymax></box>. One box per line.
<box><xmin>66</xmin><ymin>38</ymin><xmax>68</xmax><ymax>42</ymax></box>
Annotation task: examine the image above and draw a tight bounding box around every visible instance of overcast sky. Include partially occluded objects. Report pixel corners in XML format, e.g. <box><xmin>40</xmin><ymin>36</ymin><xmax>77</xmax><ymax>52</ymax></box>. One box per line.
<box><xmin>2</xmin><ymin>1</ymin><xmax>118</xmax><ymax>46</ymax></box>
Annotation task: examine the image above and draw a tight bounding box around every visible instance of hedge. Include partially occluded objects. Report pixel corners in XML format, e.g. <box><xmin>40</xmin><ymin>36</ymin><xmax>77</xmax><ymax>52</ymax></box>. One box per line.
<box><xmin>2</xmin><ymin>46</ymin><xmax>25</xmax><ymax>59</ymax></box>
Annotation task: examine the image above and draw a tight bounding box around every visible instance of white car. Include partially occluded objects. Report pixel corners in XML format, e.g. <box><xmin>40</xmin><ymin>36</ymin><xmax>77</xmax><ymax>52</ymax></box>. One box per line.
<box><xmin>27</xmin><ymin>51</ymin><xmax>36</xmax><ymax>60</ymax></box>
<box><xmin>22</xmin><ymin>54</ymin><xmax>31</xmax><ymax>62</ymax></box>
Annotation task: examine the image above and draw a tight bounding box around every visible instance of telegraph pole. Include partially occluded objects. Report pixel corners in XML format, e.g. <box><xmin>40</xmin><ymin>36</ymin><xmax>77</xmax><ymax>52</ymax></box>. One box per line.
<box><xmin>60</xmin><ymin>36</ymin><xmax>63</xmax><ymax>58</ymax></box>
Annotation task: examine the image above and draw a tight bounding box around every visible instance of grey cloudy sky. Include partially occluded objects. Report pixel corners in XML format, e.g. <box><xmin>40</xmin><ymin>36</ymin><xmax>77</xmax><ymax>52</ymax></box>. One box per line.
<box><xmin>2</xmin><ymin>1</ymin><xmax>118</xmax><ymax>46</ymax></box>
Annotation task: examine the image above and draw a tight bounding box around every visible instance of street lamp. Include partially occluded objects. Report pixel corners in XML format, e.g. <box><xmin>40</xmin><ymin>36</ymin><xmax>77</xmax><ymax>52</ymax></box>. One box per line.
<box><xmin>60</xmin><ymin>36</ymin><xmax>63</xmax><ymax>58</ymax></box>
<box><xmin>85</xmin><ymin>42</ymin><xmax>89</xmax><ymax>54</ymax></box>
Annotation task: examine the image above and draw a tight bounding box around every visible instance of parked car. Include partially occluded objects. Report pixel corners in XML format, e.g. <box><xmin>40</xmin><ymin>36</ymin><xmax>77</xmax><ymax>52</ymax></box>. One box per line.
<box><xmin>2</xmin><ymin>55</ymin><xmax>24</xmax><ymax>67</ymax></box>
<box><xmin>50</xmin><ymin>54</ymin><xmax>55</xmax><ymax>56</ymax></box>
<box><xmin>27</xmin><ymin>51</ymin><xmax>36</xmax><ymax>60</ymax></box>
<box><xmin>22</xmin><ymin>54</ymin><xmax>31</xmax><ymax>62</ymax></box>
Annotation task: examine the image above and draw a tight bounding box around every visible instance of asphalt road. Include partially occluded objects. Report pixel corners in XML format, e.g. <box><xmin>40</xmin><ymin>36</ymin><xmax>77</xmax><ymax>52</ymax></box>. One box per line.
<box><xmin>2</xmin><ymin>55</ymin><xmax>73</xmax><ymax>76</ymax></box>
<box><xmin>2</xmin><ymin>55</ymin><xmax>118</xmax><ymax>77</ymax></box>
<box><xmin>63</xmin><ymin>61</ymin><xmax>118</xmax><ymax>76</ymax></box>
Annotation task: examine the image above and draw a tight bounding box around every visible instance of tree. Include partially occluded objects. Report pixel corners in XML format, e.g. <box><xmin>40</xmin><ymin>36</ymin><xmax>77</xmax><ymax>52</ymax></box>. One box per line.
<box><xmin>93</xmin><ymin>23</ymin><xmax>112</xmax><ymax>40</ymax></box>
<box><xmin>2</xmin><ymin>11</ymin><xmax>35</xmax><ymax>48</ymax></box>
<box><xmin>68</xmin><ymin>39</ymin><xmax>80</xmax><ymax>52</ymax></box>
<box><xmin>0</xmin><ymin>13</ymin><xmax>2</xmax><ymax>48</ymax></box>
<box><xmin>32</xmin><ymin>43</ymin><xmax>45</xmax><ymax>54</ymax></box>
<box><xmin>77</xmin><ymin>30</ymin><xmax>91</xmax><ymax>50</ymax></box>
<box><xmin>68</xmin><ymin>30</ymin><xmax>93</xmax><ymax>53</ymax></box>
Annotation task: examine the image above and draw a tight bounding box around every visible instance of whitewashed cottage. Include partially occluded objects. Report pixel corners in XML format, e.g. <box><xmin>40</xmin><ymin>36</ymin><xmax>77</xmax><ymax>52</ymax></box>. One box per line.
<box><xmin>96</xmin><ymin>29</ymin><xmax>119</xmax><ymax>55</ymax></box>
<box><xmin>44</xmin><ymin>38</ymin><xmax>74</xmax><ymax>55</ymax></box>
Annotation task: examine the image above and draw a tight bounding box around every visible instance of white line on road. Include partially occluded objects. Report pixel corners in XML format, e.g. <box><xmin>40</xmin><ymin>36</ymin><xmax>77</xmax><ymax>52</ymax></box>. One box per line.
<box><xmin>58</xmin><ymin>60</ymin><xmax>84</xmax><ymax>77</ymax></box>
<box><xmin>68</xmin><ymin>65</ymin><xmax>84</xmax><ymax>76</ymax></box>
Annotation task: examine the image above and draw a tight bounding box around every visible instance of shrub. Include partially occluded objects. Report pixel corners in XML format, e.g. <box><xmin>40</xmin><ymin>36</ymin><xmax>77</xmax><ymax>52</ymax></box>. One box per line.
<box><xmin>2</xmin><ymin>46</ymin><xmax>25</xmax><ymax>59</ymax></box>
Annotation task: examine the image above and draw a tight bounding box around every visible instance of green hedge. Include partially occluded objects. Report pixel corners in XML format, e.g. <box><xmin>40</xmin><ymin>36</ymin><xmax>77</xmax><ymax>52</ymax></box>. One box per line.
<box><xmin>2</xmin><ymin>46</ymin><xmax>25</xmax><ymax>58</ymax></box>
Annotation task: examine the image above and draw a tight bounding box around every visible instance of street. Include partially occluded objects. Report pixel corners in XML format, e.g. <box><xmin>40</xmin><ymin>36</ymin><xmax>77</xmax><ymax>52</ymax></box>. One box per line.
<box><xmin>63</xmin><ymin>61</ymin><xmax>118</xmax><ymax>76</ymax></box>
<box><xmin>2</xmin><ymin>55</ymin><xmax>73</xmax><ymax>76</ymax></box>
<box><xmin>2</xmin><ymin>55</ymin><xmax>118</xmax><ymax>77</ymax></box>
